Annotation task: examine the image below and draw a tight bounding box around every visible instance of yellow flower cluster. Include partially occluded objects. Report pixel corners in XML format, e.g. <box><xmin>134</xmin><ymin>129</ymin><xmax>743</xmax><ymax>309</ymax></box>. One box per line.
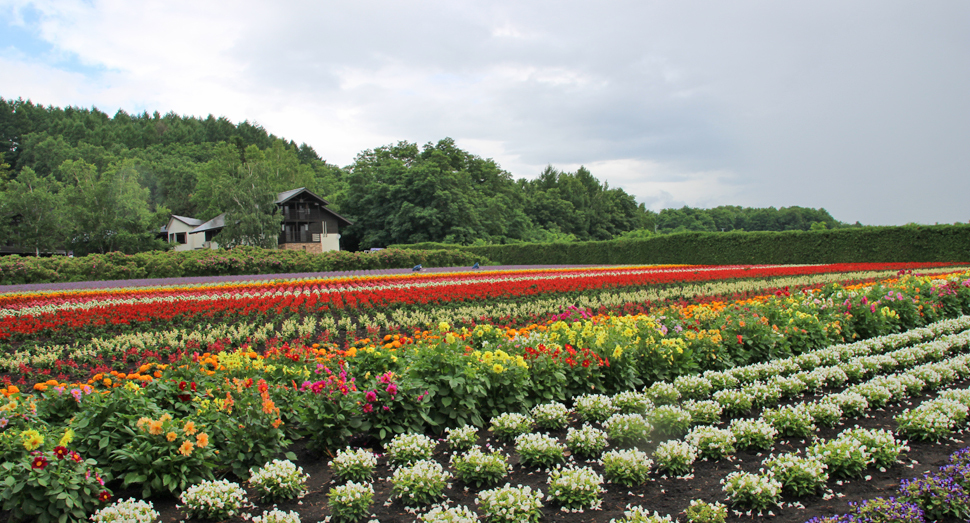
<box><xmin>472</xmin><ymin>349</ymin><xmax>528</xmax><ymax>373</ymax></box>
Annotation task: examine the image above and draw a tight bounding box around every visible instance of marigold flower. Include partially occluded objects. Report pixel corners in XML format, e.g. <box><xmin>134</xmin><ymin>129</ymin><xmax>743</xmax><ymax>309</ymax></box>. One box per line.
<box><xmin>183</xmin><ymin>421</ymin><xmax>197</xmax><ymax>435</ymax></box>
<box><xmin>179</xmin><ymin>440</ymin><xmax>194</xmax><ymax>456</ymax></box>
<box><xmin>102</xmin><ymin>378</ymin><xmax>111</xmax><ymax>387</ymax></box>
<box><xmin>166</xmin><ymin>431</ymin><xmax>177</xmax><ymax>442</ymax></box>
<box><xmin>195</xmin><ymin>433</ymin><xmax>209</xmax><ymax>448</ymax></box>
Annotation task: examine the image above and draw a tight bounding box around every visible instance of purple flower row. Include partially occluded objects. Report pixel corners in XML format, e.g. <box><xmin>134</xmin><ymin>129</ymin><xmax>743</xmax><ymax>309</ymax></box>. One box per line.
<box><xmin>806</xmin><ymin>447</ymin><xmax>970</xmax><ymax>523</ymax></box>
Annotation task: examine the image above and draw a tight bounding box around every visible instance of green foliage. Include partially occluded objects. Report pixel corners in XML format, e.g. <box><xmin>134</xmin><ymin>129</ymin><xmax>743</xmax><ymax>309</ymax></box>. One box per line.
<box><xmin>403</xmin><ymin>341</ymin><xmax>490</xmax><ymax>431</ymax></box>
<box><xmin>327</xmin><ymin>481</ymin><xmax>374</xmax><ymax>523</ymax></box>
<box><xmin>293</xmin><ymin>377</ymin><xmax>362</xmax><ymax>454</ymax></box>
<box><xmin>110</xmin><ymin>413</ymin><xmax>219</xmax><ymax>498</ymax></box>
<box><xmin>0</xmin><ymin>447</ymin><xmax>111</xmax><ymax>523</ymax></box>
<box><xmin>450</xmin><ymin>448</ymin><xmax>510</xmax><ymax>487</ymax></box>
<box><xmin>196</xmin><ymin>380</ymin><xmax>291</xmax><ymax>479</ymax></box>
<box><xmin>447</xmin><ymin>225</ymin><xmax>970</xmax><ymax>265</ymax></box>
<box><xmin>0</xmin><ymin>246</ymin><xmax>487</xmax><ymax>284</ymax></box>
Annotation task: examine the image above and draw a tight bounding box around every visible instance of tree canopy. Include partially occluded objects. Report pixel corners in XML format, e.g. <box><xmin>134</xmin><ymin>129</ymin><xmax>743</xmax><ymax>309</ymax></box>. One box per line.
<box><xmin>0</xmin><ymin>97</ymin><xmax>855</xmax><ymax>255</ymax></box>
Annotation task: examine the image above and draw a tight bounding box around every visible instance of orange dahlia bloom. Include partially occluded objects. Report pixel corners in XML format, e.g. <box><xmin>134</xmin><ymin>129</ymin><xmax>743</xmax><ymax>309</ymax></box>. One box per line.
<box><xmin>178</xmin><ymin>440</ymin><xmax>194</xmax><ymax>456</ymax></box>
<box><xmin>148</xmin><ymin>420</ymin><xmax>164</xmax><ymax>435</ymax></box>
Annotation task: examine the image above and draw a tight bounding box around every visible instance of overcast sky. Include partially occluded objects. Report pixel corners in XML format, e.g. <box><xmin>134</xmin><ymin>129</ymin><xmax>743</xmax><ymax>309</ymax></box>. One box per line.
<box><xmin>2</xmin><ymin>0</ymin><xmax>968</xmax><ymax>225</ymax></box>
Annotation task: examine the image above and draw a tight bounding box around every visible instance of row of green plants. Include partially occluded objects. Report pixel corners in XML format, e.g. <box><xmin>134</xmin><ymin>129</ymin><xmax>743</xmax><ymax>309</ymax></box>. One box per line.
<box><xmin>333</xmin><ymin>272</ymin><xmax>970</xmax><ymax>435</ymax></box>
<box><xmin>1</xmin><ymin>272</ymin><xmax>968</xmax><ymax>521</ymax></box>
<box><xmin>42</xmin><ymin>319</ymin><xmax>970</xmax><ymax>523</ymax></box>
<box><xmin>320</xmin><ymin>316</ymin><xmax>970</xmax><ymax>522</ymax></box>
<box><xmin>398</xmin><ymin>224</ymin><xmax>970</xmax><ymax>265</ymax></box>
<box><xmin>0</xmin><ymin>246</ymin><xmax>487</xmax><ymax>285</ymax></box>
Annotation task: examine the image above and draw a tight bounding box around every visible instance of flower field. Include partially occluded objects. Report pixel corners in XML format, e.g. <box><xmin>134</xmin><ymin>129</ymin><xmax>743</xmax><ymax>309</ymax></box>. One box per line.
<box><xmin>2</xmin><ymin>261</ymin><xmax>970</xmax><ymax>523</ymax></box>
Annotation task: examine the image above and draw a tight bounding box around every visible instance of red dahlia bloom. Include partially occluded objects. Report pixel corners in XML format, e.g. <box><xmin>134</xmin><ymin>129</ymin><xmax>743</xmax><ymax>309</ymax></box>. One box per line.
<box><xmin>98</xmin><ymin>490</ymin><xmax>111</xmax><ymax>502</ymax></box>
<box><xmin>31</xmin><ymin>456</ymin><xmax>48</xmax><ymax>470</ymax></box>
<box><xmin>53</xmin><ymin>446</ymin><xmax>68</xmax><ymax>459</ymax></box>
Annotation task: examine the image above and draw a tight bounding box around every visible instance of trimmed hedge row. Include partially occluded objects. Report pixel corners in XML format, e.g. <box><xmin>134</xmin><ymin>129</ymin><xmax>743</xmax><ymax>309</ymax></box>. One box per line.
<box><xmin>0</xmin><ymin>247</ymin><xmax>488</xmax><ymax>285</ymax></box>
<box><xmin>395</xmin><ymin>225</ymin><xmax>970</xmax><ymax>265</ymax></box>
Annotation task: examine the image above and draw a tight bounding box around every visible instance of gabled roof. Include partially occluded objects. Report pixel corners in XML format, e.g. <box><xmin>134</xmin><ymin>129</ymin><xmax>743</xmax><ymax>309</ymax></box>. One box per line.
<box><xmin>275</xmin><ymin>187</ymin><xmax>331</xmax><ymax>206</ymax></box>
<box><xmin>276</xmin><ymin>187</ymin><xmax>353</xmax><ymax>226</ymax></box>
<box><xmin>191</xmin><ymin>213</ymin><xmax>226</xmax><ymax>234</ymax></box>
<box><xmin>170</xmin><ymin>215</ymin><xmax>204</xmax><ymax>227</ymax></box>
<box><xmin>322</xmin><ymin>207</ymin><xmax>354</xmax><ymax>226</ymax></box>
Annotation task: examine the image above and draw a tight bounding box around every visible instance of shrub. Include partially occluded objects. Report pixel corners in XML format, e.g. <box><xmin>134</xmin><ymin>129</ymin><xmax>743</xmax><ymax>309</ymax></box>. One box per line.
<box><xmin>729</xmin><ymin>419</ymin><xmax>777</xmax><ymax>451</ymax></box>
<box><xmin>684</xmin><ymin>426</ymin><xmax>736</xmax><ymax>460</ymax></box>
<box><xmin>763</xmin><ymin>453</ymin><xmax>829</xmax><ymax>496</ymax></box>
<box><xmin>515</xmin><ymin>433</ymin><xmax>565</xmax><ymax>468</ymax></box>
<box><xmin>673</xmin><ymin>376</ymin><xmax>712</xmax><ymax>401</ymax></box>
<box><xmin>602</xmin><ymin>449</ymin><xmax>653</xmax><ymax>486</ymax></box>
<box><xmin>329</xmin><ymin>447</ymin><xmax>378</xmax><ymax>483</ymax></box>
<box><xmin>418</xmin><ymin>504</ymin><xmax>479</xmax><ymax>523</ymax></box>
<box><xmin>327</xmin><ymin>481</ymin><xmax>374</xmax><ymax>523</ymax></box>
<box><xmin>445</xmin><ymin>425</ymin><xmax>479</xmax><ymax>451</ymax></box>
<box><xmin>386</xmin><ymin>433</ymin><xmax>436</xmax><ymax>464</ymax></box>
<box><xmin>451</xmin><ymin>448</ymin><xmax>510</xmax><ymax>487</ymax></box>
<box><xmin>807</xmin><ymin>437</ymin><xmax>872</xmax><ymax>478</ymax></box>
<box><xmin>531</xmin><ymin>402</ymin><xmax>570</xmax><ymax>430</ymax></box>
<box><xmin>253</xmin><ymin>509</ymin><xmax>302</xmax><ymax>523</ymax></box>
<box><xmin>489</xmin><ymin>413</ymin><xmax>534</xmax><ymax>441</ymax></box>
<box><xmin>683</xmin><ymin>499</ymin><xmax>728</xmax><ymax>523</ymax></box>
<box><xmin>547</xmin><ymin>465</ymin><xmax>605</xmax><ymax>509</ymax></box>
<box><xmin>249</xmin><ymin>459</ymin><xmax>309</xmax><ymax>502</ymax></box>
<box><xmin>722</xmin><ymin>471</ymin><xmax>782</xmax><ymax>510</ymax></box>
<box><xmin>612</xmin><ymin>391</ymin><xmax>654</xmax><ymax>414</ymax></box>
<box><xmin>90</xmin><ymin>499</ymin><xmax>159</xmax><ymax>523</ymax></box>
<box><xmin>179</xmin><ymin>479</ymin><xmax>249</xmax><ymax>521</ymax></box>
<box><xmin>648</xmin><ymin>405</ymin><xmax>692</xmax><ymax>440</ymax></box>
<box><xmin>712</xmin><ymin>390</ymin><xmax>753</xmax><ymax>417</ymax></box>
<box><xmin>761</xmin><ymin>404</ymin><xmax>815</xmax><ymax>439</ymax></box>
<box><xmin>476</xmin><ymin>484</ymin><xmax>544</xmax><ymax>523</ymax></box>
<box><xmin>646</xmin><ymin>382</ymin><xmax>681</xmax><ymax>405</ymax></box>
<box><xmin>565</xmin><ymin>425</ymin><xmax>609</xmax><ymax>458</ymax></box>
<box><xmin>653</xmin><ymin>440</ymin><xmax>698</xmax><ymax>477</ymax></box>
<box><xmin>839</xmin><ymin>427</ymin><xmax>907</xmax><ymax>468</ymax></box>
<box><xmin>390</xmin><ymin>460</ymin><xmax>450</xmax><ymax>507</ymax></box>
<box><xmin>682</xmin><ymin>400</ymin><xmax>722</xmax><ymax>426</ymax></box>
<box><xmin>573</xmin><ymin>394</ymin><xmax>616</xmax><ymax>422</ymax></box>
<box><xmin>603</xmin><ymin>413</ymin><xmax>652</xmax><ymax>447</ymax></box>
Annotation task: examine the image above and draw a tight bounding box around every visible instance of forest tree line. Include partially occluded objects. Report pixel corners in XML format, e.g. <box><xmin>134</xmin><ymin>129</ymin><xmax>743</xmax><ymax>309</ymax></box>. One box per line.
<box><xmin>0</xmin><ymin>98</ymin><xmax>851</xmax><ymax>255</ymax></box>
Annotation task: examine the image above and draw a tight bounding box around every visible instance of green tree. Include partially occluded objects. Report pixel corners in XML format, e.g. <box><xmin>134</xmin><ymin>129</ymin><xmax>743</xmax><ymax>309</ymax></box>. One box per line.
<box><xmin>192</xmin><ymin>143</ymin><xmax>283</xmax><ymax>249</ymax></box>
<box><xmin>3</xmin><ymin>166</ymin><xmax>68</xmax><ymax>254</ymax></box>
<box><xmin>60</xmin><ymin>159</ymin><xmax>167</xmax><ymax>255</ymax></box>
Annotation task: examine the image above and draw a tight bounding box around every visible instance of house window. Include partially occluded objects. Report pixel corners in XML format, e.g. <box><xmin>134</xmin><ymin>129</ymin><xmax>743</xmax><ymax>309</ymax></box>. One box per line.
<box><xmin>175</xmin><ymin>232</ymin><xmax>186</xmax><ymax>244</ymax></box>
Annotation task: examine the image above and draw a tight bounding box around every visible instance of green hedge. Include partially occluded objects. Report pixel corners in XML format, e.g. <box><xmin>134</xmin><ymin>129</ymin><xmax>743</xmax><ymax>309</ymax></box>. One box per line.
<box><xmin>0</xmin><ymin>247</ymin><xmax>489</xmax><ymax>285</ymax></box>
<box><xmin>396</xmin><ymin>225</ymin><xmax>970</xmax><ymax>265</ymax></box>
